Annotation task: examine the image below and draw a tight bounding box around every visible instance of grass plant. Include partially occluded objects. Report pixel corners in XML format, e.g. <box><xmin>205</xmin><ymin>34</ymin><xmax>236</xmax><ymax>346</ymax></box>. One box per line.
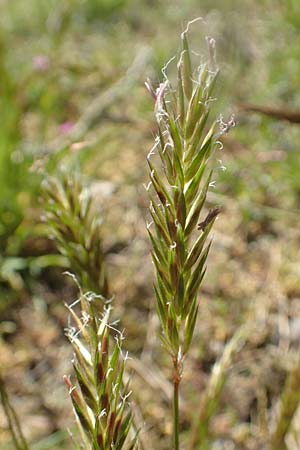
<box><xmin>43</xmin><ymin>172</ymin><xmax>109</xmax><ymax>297</ymax></box>
<box><xmin>0</xmin><ymin>372</ymin><xmax>29</xmax><ymax>450</ymax></box>
<box><xmin>2</xmin><ymin>13</ymin><xmax>300</xmax><ymax>450</ymax></box>
<box><xmin>64</xmin><ymin>288</ymin><xmax>138</xmax><ymax>450</ymax></box>
<box><xmin>145</xmin><ymin>22</ymin><xmax>233</xmax><ymax>449</ymax></box>
<box><xmin>44</xmin><ymin>174</ymin><xmax>138</xmax><ymax>449</ymax></box>
<box><xmin>270</xmin><ymin>363</ymin><xmax>300</xmax><ymax>450</ymax></box>
<box><xmin>188</xmin><ymin>327</ymin><xmax>248</xmax><ymax>450</ymax></box>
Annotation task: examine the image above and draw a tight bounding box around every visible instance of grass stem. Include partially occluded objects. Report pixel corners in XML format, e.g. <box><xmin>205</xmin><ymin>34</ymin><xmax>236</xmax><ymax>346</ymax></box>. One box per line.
<box><xmin>172</xmin><ymin>355</ymin><xmax>183</xmax><ymax>450</ymax></box>
<box><xmin>0</xmin><ymin>373</ymin><xmax>30</xmax><ymax>450</ymax></box>
<box><xmin>173</xmin><ymin>382</ymin><xmax>180</xmax><ymax>450</ymax></box>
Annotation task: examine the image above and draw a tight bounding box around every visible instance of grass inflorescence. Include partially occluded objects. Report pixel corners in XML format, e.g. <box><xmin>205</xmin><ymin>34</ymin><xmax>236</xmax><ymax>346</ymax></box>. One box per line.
<box><xmin>146</xmin><ymin>24</ymin><xmax>232</xmax><ymax>449</ymax></box>
<box><xmin>64</xmin><ymin>290</ymin><xmax>138</xmax><ymax>450</ymax></box>
<box><xmin>43</xmin><ymin>172</ymin><xmax>109</xmax><ymax>297</ymax></box>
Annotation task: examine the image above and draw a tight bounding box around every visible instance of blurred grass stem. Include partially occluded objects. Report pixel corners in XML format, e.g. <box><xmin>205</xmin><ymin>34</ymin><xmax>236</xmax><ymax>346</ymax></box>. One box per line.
<box><xmin>188</xmin><ymin>327</ymin><xmax>247</xmax><ymax>450</ymax></box>
<box><xmin>270</xmin><ymin>364</ymin><xmax>300</xmax><ymax>450</ymax></box>
<box><xmin>0</xmin><ymin>373</ymin><xmax>30</xmax><ymax>450</ymax></box>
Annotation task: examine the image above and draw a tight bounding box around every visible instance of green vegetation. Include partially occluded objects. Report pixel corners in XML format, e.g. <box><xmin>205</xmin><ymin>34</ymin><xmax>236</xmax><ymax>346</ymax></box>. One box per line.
<box><xmin>1</xmin><ymin>1</ymin><xmax>300</xmax><ymax>450</ymax></box>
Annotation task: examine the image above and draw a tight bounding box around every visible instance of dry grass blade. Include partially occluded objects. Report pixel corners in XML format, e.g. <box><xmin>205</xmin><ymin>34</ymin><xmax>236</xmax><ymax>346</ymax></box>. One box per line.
<box><xmin>239</xmin><ymin>102</ymin><xmax>300</xmax><ymax>124</ymax></box>
<box><xmin>41</xmin><ymin>46</ymin><xmax>152</xmax><ymax>156</ymax></box>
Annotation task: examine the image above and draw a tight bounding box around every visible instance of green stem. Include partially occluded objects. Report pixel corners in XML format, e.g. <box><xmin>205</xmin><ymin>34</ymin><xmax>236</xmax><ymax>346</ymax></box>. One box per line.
<box><xmin>173</xmin><ymin>359</ymin><xmax>181</xmax><ymax>450</ymax></box>
<box><xmin>173</xmin><ymin>380</ymin><xmax>179</xmax><ymax>450</ymax></box>
<box><xmin>0</xmin><ymin>374</ymin><xmax>30</xmax><ymax>450</ymax></box>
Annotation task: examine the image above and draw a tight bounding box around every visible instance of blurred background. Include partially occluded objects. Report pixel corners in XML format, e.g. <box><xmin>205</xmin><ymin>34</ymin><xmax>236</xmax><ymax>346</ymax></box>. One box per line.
<box><xmin>1</xmin><ymin>0</ymin><xmax>300</xmax><ymax>449</ymax></box>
